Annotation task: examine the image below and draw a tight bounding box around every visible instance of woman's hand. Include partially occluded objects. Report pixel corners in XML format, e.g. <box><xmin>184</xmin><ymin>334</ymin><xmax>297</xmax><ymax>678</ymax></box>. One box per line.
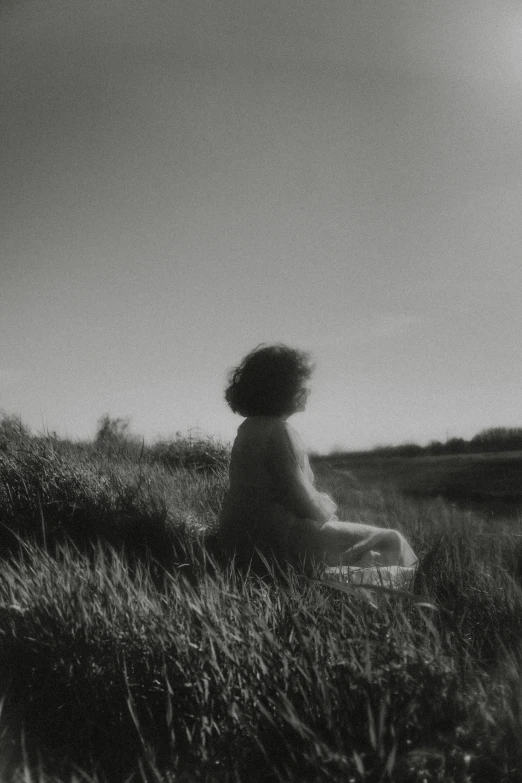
<box><xmin>316</xmin><ymin>492</ymin><xmax>337</xmax><ymax>519</ymax></box>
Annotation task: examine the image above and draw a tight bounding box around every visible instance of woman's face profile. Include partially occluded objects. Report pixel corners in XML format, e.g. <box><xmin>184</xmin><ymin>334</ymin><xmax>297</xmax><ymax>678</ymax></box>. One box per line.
<box><xmin>294</xmin><ymin>382</ymin><xmax>312</xmax><ymax>413</ymax></box>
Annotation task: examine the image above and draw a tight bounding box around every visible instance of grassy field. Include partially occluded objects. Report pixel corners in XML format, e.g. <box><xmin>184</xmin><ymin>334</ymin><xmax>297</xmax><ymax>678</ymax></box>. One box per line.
<box><xmin>1</xmin><ymin>433</ymin><xmax>522</xmax><ymax>781</ymax></box>
<box><xmin>312</xmin><ymin>450</ymin><xmax>522</xmax><ymax>518</ymax></box>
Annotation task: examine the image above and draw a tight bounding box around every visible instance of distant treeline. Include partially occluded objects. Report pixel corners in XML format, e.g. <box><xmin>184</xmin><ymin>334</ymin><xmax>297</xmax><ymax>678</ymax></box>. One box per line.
<box><xmin>370</xmin><ymin>427</ymin><xmax>522</xmax><ymax>458</ymax></box>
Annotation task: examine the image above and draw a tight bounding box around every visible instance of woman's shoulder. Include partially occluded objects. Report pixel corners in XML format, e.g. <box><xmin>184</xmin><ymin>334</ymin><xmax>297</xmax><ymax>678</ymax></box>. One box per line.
<box><xmin>240</xmin><ymin>416</ymin><xmax>282</xmax><ymax>429</ymax></box>
<box><xmin>239</xmin><ymin>417</ymin><xmax>303</xmax><ymax>443</ymax></box>
<box><xmin>266</xmin><ymin>418</ymin><xmax>305</xmax><ymax>453</ymax></box>
<box><xmin>236</xmin><ymin>416</ymin><xmax>284</xmax><ymax>443</ymax></box>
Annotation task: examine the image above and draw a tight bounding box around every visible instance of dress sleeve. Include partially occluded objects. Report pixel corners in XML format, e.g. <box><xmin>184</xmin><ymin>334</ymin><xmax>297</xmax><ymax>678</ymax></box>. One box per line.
<box><xmin>266</xmin><ymin>421</ymin><xmax>337</xmax><ymax>524</ymax></box>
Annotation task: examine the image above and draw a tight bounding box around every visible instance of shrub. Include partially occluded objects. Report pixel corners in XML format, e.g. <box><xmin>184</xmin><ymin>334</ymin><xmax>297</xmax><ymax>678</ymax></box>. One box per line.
<box><xmin>148</xmin><ymin>433</ymin><xmax>230</xmax><ymax>473</ymax></box>
<box><xmin>0</xmin><ymin>412</ymin><xmax>30</xmax><ymax>451</ymax></box>
<box><xmin>471</xmin><ymin>427</ymin><xmax>522</xmax><ymax>453</ymax></box>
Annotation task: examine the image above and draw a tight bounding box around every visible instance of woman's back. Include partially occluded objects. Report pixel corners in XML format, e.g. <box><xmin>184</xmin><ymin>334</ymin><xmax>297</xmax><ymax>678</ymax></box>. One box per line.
<box><xmin>219</xmin><ymin>416</ymin><xmax>335</xmax><ymax>564</ymax></box>
<box><xmin>219</xmin><ymin>417</ymin><xmax>292</xmax><ymax>557</ymax></box>
<box><xmin>227</xmin><ymin>416</ymin><xmax>281</xmax><ymax>495</ymax></box>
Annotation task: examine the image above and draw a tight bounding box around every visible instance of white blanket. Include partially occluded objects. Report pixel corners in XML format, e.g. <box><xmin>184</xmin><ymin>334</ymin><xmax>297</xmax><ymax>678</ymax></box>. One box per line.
<box><xmin>323</xmin><ymin>563</ymin><xmax>418</xmax><ymax>589</ymax></box>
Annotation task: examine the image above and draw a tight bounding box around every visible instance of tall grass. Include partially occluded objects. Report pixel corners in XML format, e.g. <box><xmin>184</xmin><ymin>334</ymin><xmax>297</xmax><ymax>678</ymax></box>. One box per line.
<box><xmin>0</xmin><ymin>433</ymin><xmax>522</xmax><ymax>781</ymax></box>
<box><xmin>0</xmin><ymin>436</ymin><xmax>227</xmax><ymax>562</ymax></box>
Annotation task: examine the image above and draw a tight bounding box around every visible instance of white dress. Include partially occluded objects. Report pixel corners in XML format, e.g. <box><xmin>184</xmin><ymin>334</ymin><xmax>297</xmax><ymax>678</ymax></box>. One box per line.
<box><xmin>218</xmin><ymin>416</ymin><xmax>418</xmax><ymax>574</ymax></box>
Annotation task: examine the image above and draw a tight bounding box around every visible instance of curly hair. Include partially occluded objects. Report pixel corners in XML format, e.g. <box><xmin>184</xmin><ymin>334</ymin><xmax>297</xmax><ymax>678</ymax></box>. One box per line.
<box><xmin>225</xmin><ymin>344</ymin><xmax>315</xmax><ymax>417</ymax></box>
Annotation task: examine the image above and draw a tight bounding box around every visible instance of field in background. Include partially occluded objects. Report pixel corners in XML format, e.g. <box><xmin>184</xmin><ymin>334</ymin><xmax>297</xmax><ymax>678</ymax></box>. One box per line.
<box><xmin>0</xmin><ymin>429</ymin><xmax>522</xmax><ymax>781</ymax></box>
<box><xmin>312</xmin><ymin>450</ymin><xmax>522</xmax><ymax>518</ymax></box>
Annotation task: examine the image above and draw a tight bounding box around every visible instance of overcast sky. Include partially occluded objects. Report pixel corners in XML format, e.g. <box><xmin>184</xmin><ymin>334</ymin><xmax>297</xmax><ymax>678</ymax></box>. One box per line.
<box><xmin>1</xmin><ymin>0</ymin><xmax>521</xmax><ymax>452</ymax></box>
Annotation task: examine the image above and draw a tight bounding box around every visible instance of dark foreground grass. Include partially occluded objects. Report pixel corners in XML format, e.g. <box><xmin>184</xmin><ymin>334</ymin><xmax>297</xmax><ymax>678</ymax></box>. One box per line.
<box><xmin>0</xmin><ymin>436</ymin><xmax>522</xmax><ymax>781</ymax></box>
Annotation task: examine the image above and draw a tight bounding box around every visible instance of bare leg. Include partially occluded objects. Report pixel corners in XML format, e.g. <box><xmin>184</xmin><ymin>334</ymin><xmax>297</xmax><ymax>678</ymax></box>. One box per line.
<box><xmin>319</xmin><ymin>523</ymin><xmax>413</xmax><ymax>567</ymax></box>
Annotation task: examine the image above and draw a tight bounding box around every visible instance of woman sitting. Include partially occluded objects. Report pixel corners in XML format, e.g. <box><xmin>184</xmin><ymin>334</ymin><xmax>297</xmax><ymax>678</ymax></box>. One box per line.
<box><xmin>218</xmin><ymin>344</ymin><xmax>417</xmax><ymax>574</ymax></box>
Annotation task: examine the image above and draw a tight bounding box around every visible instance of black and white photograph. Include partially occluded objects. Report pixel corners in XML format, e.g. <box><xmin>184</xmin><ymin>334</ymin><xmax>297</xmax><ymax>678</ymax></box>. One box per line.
<box><xmin>1</xmin><ymin>1</ymin><xmax>522</xmax><ymax>780</ymax></box>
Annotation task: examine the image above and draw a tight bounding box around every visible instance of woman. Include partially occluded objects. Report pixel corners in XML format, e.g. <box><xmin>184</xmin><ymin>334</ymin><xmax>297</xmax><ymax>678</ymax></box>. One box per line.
<box><xmin>218</xmin><ymin>344</ymin><xmax>417</xmax><ymax>573</ymax></box>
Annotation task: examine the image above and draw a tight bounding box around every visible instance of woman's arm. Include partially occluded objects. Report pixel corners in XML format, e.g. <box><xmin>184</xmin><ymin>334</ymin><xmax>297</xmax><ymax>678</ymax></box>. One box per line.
<box><xmin>266</xmin><ymin>422</ymin><xmax>337</xmax><ymax>524</ymax></box>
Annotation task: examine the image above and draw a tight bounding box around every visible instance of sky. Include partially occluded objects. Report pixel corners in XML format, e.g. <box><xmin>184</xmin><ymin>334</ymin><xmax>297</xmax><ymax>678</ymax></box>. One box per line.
<box><xmin>1</xmin><ymin>0</ymin><xmax>521</xmax><ymax>453</ymax></box>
